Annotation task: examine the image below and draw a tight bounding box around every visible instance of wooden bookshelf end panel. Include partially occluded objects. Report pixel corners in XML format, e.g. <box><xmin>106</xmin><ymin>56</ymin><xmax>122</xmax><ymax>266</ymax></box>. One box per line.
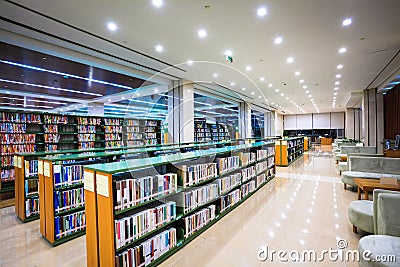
<box><xmin>84</xmin><ymin>169</ymin><xmax>98</xmax><ymax>267</ymax></box>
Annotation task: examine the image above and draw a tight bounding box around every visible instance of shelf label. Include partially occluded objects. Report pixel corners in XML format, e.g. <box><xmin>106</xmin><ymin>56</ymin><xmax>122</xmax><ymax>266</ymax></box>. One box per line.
<box><xmin>25</xmin><ymin>160</ymin><xmax>29</xmax><ymax>172</ymax></box>
<box><xmin>38</xmin><ymin>160</ymin><xmax>43</xmax><ymax>175</ymax></box>
<box><xmin>17</xmin><ymin>157</ymin><xmax>22</xmax><ymax>168</ymax></box>
<box><xmin>96</xmin><ymin>174</ymin><xmax>109</xmax><ymax>197</ymax></box>
<box><xmin>43</xmin><ymin>162</ymin><xmax>50</xmax><ymax>177</ymax></box>
<box><xmin>14</xmin><ymin>156</ymin><xmax>18</xmax><ymax>167</ymax></box>
<box><xmin>84</xmin><ymin>171</ymin><xmax>95</xmax><ymax>192</ymax></box>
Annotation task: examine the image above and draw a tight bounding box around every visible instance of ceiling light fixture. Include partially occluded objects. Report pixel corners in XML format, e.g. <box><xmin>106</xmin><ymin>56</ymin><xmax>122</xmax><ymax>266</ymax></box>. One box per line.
<box><xmin>337</xmin><ymin>64</ymin><xmax>343</xmax><ymax>69</ymax></box>
<box><xmin>246</xmin><ymin>66</ymin><xmax>252</xmax><ymax>71</ymax></box>
<box><xmin>280</xmin><ymin>93</ymin><xmax>285</xmax><ymax>96</ymax></box>
<box><xmin>242</xmin><ymin>87</ymin><xmax>246</xmax><ymax>91</ymax></box>
<box><xmin>251</xmin><ymin>92</ymin><xmax>255</xmax><ymax>95</ymax></box>
<box><xmin>198</xmin><ymin>29</ymin><xmax>207</xmax><ymax>38</ymax></box>
<box><xmin>187</xmin><ymin>60</ymin><xmax>194</xmax><ymax>66</ymax></box>
<box><xmin>152</xmin><ymin>0</ymin><xmax>163</xmax><ymax>7</ymax></box>
<box><xmin>257</xmin><ymin>6</ymin><xmax>267</xmax><ymax>17</ymax></box>
<box><xmin>299</xmin><ymin>80</ymin><xmax>304</xmax><ymax>83</ymax></box>
<box><xmin>286</xmin><ymin>57</ymin><xmax>294</xmax><ymax>64</ymax></box>
<box><xmin>155</xmin><ymin>45</ymin><xmax>164</xmax><ymax>52</ymax></box>
<box><xmin>338</xmin><ymin>47</ymin><xmax>347</xmax><ymax>53</ymax></box>
<box><xmin>213</xmin><ymin>73</ymin><xmax>218</xmax><ymax>78</ymax></box>
<box><xmin>334</xmin><ymin>92</ymin><xmax>338</xmax><ymax>95</ymax></box>
<box><xmin>336</xmin><ymin>74</ymin><xmax>342</xmax><ymax>78</ymax></box>
<box><xmin>224</xmin><ymin>50</ymin><xmax>233</xmax><ymax>57</ymax></box>
<box><xmin>275</xmin><ymin>89</ymin><xmax>280</xmax><ymax>92</ymax></box>
<box><xmin>274</xmin><ymin>36</ymin><xmax>283</xmax><ymax>44</ymax></box>
<box><xmin>295</xmin><ymin>71</ymin><xmax>301</xmax><ymax>76</ymax></box>
<box><xmin>154</xmin><ymin>88</ymin><xmax>159</xmax><ymax>93</ymax></box>
<box><xmin>303</xmin><ymin>85</ymin><xmax>308</xmax><ymax>89</ymax></box>
<box><xmin>342</xmin><ymin>18</ymin><xmax>352</xmax><ymax>26</ymax></box>
<box><xmin>305</xmin><ymin>90</ymin><xmax>310</xmax><ymax>94</ymax></box>
<box><xmin>268</xmin><ymin>83</ymin><xmax>273</xmax><ymax>87</ymax></box>
<box><xmin>230</xmin><ymin>82</ymin><xmax>235</xmax><ymax>86</ymax></box>
<box><xmin>334</xmin><ymin>87</ymin><xmax>339</xmax><ymax>90</ymax></box>
<box><xmin>335</xmin><ymin>81</ymin><xmax>340</xmax><ymax>85</ymax></box>
<box><xmin>260</xmin><ymin>77</ymin><xmax>265</xmax><ymax>82</ymax></box>
<box><xmin>107</xmin><ymin>22</ymin><xmax>118</xmax><ymax>31</ymax></box>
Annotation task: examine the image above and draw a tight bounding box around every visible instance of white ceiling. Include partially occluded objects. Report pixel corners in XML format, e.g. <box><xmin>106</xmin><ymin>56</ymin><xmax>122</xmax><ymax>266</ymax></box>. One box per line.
<box><xmin>1</xmin><ymin>0</ymin><xmax>400</xmax><ymax>114</ymax></box>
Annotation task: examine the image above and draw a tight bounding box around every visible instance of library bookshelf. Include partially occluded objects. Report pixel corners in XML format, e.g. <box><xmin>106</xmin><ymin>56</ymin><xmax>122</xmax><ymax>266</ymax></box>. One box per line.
<box><xmin>304</xmin><ymin>137</ymin><xmax>311</xmax><ymax>151</ymax></box>
<box><xmin>84</xmin><ymin>141</ymin><xmax>276</xmax><ymax>267</ymax></box>
<box><xmin>275</xmin><ymin>137</ymin><xmax>304</xmax><ymax>166</ymax></box>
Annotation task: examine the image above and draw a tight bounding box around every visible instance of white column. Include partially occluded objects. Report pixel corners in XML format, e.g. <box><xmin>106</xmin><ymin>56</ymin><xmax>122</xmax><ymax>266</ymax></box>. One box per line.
<box><xmin>264</xmin><ymin>111</ymin><xmax>272</xmax><ymax>137</ymax></box>
<box><xmin>275</xmin><ymin>113</ymin><xmax>283</xmax><ymax>136</ymax></box>
<box><xmin>362</xmin><ymin>88</ymin><xmax>383</xmax><ymax>151</ymax></box>
<box><xmin>87</xmin><ymin>102</ymin><xmax>104</xmax><ymax>116</ymax></box>
<box><xmin>239</xmin><ymin>102</ymin><xmax>252</xmax><ymax>139</ymax></box>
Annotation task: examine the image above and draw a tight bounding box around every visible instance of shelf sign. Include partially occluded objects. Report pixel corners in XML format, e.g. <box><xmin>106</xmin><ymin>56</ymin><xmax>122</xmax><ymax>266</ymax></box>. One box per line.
<box><xmin>14</xmin><ymin>156</ymin><xmax>18</xmax><ymax>167</ymax></box>
<box><xmin>96</xmin><ymin>174</ymin><xmax>109</xmax><ymax>197</ymax></box>
<box><xmin>84</xmin><ymin>171</ymin><xmax>95</xmax><ymax>192</ymax></box>
<box><xmin>17</xmin><ymin>157</ymin><xmax>22</xmax><ymax>168</ymax></box>
<box><xmin>38</xmin><ymin>160</ymin><xmax>43</xmax><ymax>175</ymax></box>
<box><xmin>43</xmin><ymin>162</ymin><xmax>50</xmax><ymax>177</ymax></box>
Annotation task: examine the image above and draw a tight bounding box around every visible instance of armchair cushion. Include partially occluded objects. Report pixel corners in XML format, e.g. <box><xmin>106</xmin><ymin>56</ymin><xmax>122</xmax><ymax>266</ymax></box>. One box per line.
<box><xmin>358</xmin><ymin>235</ymin><xmax>400</xmax><ymax>267</ymax></box>
<box><xmin>348</xmin><ymin>200</ymin><xmax>374</xmax><ymax>233</ymax></box>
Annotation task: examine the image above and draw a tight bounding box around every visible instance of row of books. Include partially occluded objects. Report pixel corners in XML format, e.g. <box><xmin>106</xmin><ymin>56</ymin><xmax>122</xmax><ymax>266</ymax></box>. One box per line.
<box><xmin>114</xmin><ymin>201</ymin><xmax>176</xmax><ymax>249</ymax></box>
<box><xmin>0</xmin><ymin>112</ymin><xmax>41</xmax><ymax>123</ymax></box>
<box><xmin>144</xmin><ymin>133</ymin><xmax>157</xmax><ymax>139</ymax></box>
<box><xmin>216</xmin><ymin>172</ymin><xmax>242</xmax><ymax>195</ymax></box>
<box><xmin>77</xmin><ymin>117</ymin><xmax>101</xmax><ymax>125</ymax></box>
<box><xmin>185</xmin><ymin>163</ymin><xmax>218</xmax><ymax>187</ymax></box>
<box><xmin>105</xmin><ymin>133</ymin><xmax>122</xmax><ymax>141</ymax></box>
<box><xmin>115</xmin><ymin>228</ymin><xmax>177</xmax><ymax>267</ymax></box>
<box><xmin>25</xmin><ymin>179</ymin><xmax>38</xmax><ymax>197</ymax></box>
<box><xmin>217</xmin><ymin>156</ymin><xmax>240</xmax><ymax>175</ymax></box>
<box><xmin>127</xmin><ymin>141</ymin><xmax>144</xmax><ymax>147</ymax></box>
<box><xmin>106</xmin><ymin>141</ymin><xmax>124</xmax><ymax>148</ymax></box>
<box><xmin>104</xmin><ymin>118</ymin><xmax>123</xmax><ymax>126</ymax></box>
<box><xmin>126</xmin><ymin>133</ymin><xmax>143</xmax><ymax>140</ymax></box>
<box><xmin>268</xmin><ymin>146</ymin><xmax>275</xmax><ymax>155</ymax></box>
<box><xmin>43</xmin><ymin>115</ymin><xmax>69</xmax><ymax>124</ymax></box>
<box><xmin>25</xmin><ymin>198</ymin><xmax>39</xmax><ymax>218</ymax></box>
<box><xmin>256</xmin><ymin>160</ymin><xmax>269</xmax><ymax>174</ymax></box>
<box><xmin>54</xmin><ymin>165</ymin><xmax>84</xmax><ymax>188</ymax></box>
<box><xmin>144</xmin><ymin>139</ymin><xmax>158</xmax><ymax>145</ymax></box>
<box><xmin>182</xmin><ymin>183</ymin><xmax>219</xmax><ymax>214</ymax></box>
<box><xmin>114</xmin><ymin>173</ymin><xmax>178</xmax><ymax>211</ymax></box>
<box><xmin>256</xmin><ymin>173</ymin><xmax>266</xmax><ymax>187</ymax></box>
<box><xmin>77</xmin><ymin>134</ymin><xmax>96</xmax><ymax>142</ymax></box>
<box><xmin>25</xmin><ymin>160</ymin><xmax>38</xmax><ymax>177</ymax></box>
<box><xmin>125</xmin><ymin>120</ymin><xmax>140</xmax><ymax>126</ymax></box>
<box><xmin>43</xmin><ymin>125</ymin><xmax>59</xmax><ymax>133</ymax></box>
<box><xmin>144</xmin><ymin>121</ymin><xmax>158</xmax><ymax>127</ymax></box>
<box><xmin>44</xmin><ymin>134</ymin><xmax>61</xmax><ymax>143</ymax></box>
<box><xmin>54</xmin><ymin>210</ymin><xmax>86</xmax><ymax>240</ymax></box>
<box><xmin>257</xmin><ymin>150</ymin><xmax>268</xmax><ymax>161</ymax></box>
<box><xmin>0</xmin><ymin>123</ymin><xmax>27</xmax><ymax>133</ymax></box>
<box><xmin>239</xmin><ymin>152</ymin><xmax>256</xmax><ymax>166</ymax></box>
<box><xmin>126</xmin><ymin>126</ymin><xmax>140</xmax><ymax>133</ymax></box>
<box><xmin>105</xmin><ymin>126</ymin><xmax>123</xmax><ymax>133</ymax></box>
<box><xmin>77</xmin><ymin>125</ymin><xmax>97</xmax><ymax>133</ymax></box>
<box><xmin>184</xmin><ymin>204</ymin><xmax>216</xmax><ymax>238</ymax></box>
<box><xmin>78</xmin><ymin>142</ymin><xmax>95</xmax><ymax>149</ymax></box>
<box><xmin>1</xmin><ymin>155</ymin><xmax>13</xmax><ymax>167</ymax></box>
<box><xmin>46</xmin><ymin>144</ymin><xmax>59</xmax><ymax>151</ymax></box>
<box><xmin>1</xmin><ymin>133</ymin><xmax>36</xmax><ymax>144</ymax></box>
<box><xmin>220</xmin><ymin>189</ymin><xmax>241</xmax><ymax>213</ymax></box>
<box><xmin>0</xmin><ymin>144</ymin><xmax>36</xmax><ymax>155</ymax></box>
<box><xmin>242</xmin><ymin>165</ymin><xmax>256</xmax><ymax>183</ymax></box>
<box><xmin>267</xmin><ymin>157</ymin><xmax>274</xmax><ymax>168</ymax></box>
<box><xmin>1</xmin><ymin>169</ymin><xmax>15</xmax><ymax>181</ymax></box>
<box><xmin>54</xmin><ymin>187</ymin><xmax>85</xmax><ymax>214</ymax></box>
<box><xmin>241</xmin><ymin>180</ymin><xmax>256</xmax><ymax>198</ymax></box>
<box><xmin>143</xmin><ymin>126</ymin><xmax>157</xmax><ymax>133</ymax></box>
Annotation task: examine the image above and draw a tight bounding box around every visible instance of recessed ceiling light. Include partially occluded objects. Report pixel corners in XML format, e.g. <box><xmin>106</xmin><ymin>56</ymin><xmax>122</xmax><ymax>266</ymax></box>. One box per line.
<box><xmin>299</xmin><ymin>80</ymin><xmax>304</xmax><ymax>83</ymax></box>
<box><xmin>333</xmin><ymin>97</ymin><xmax>337</xmax><ymax>100</ymax></box>
<box><xmin>230</xmin><ymin>82</ymin><xmax>235</xmax><ymax>86</ymax></box>
<box><xmin>251</xmin><ymin>92</ymin><xmax>255</xmax><ymax>95</ymax></box>
<box><xmin>311</xmin><ymin>99</ymin><xmax>314</xmax><ymax>101</ymax></box>
<box><xmin>154</xmin><ymin>88</ymin><xmax>159</xmax><ymax>93</ymax></box>
<box><xmin>152</xmin><ymin>0</ymin><xmax>163</xmax><ymax>7</ymax></box>
<box><xmin>187</xmin><ymin>60</ymin><xmax>194</xmax><ymax>66</ymax></box>
<box><xmin>259</xmin><ymin>77</ymin><xmax>265</xmax><ymax>82</ymax></box>
<box><xmin>342</xmin><ymin>18</ymin><xmax>352</xmax><ymax>26</ymax></box>
<box><xmin>286</xmin><ymin>57</ymin><xmax>294</xmax><ymax>64</ymax></box>
<box><xmin>290</xmin><ymin>100</ymin><xmax>293</xmax><ymax>103</ymax></box>
<box><xmin>155</xmin><ymin>45</ymin><xmax>164</xmax><ymax>52</ymax></box>
<box><xmin>107</xmin><ymin>99</ymin><xmax>111</xmax><ymax>102</ymax></box>
<box><xmin>246</xmin><ymin>66</ymin><xmax>252</xmax><ymax>71</ymax></box>
<box><xmin>336</xmin><ymin>74</ymin><xmax>342</xmax><ymax>78</ymax></box>
<box><xmin>305</xmin><ymin>90</ymin><xmax>310</xmax><ymax>94</ymax></box>
<box><xmin>268</xmin><ymin>83</ymin><xmax>273</xmax><ymax>87</ymax></box>
<box><xmin>107</xmin><ymin>22</ymin><xmax>118</xmax><ymax>31</ymax></box>
<box><xmin>295</xmin><ymin>71</ymin><xmax>301</xmax><ymax>76</ymax></box>
<box><xmin>257</xmin><ymin>6</ymin><xmax>267</xmax><ymax>17</ymax></box>
<box><xmin>308</xmin><ymin>95</ymin><xmax>312</xmax><ymax>98</ymax></box>
<box><xmin>121</xmin><ymin>96</ymin><xmax>125</xmax><ymax>100</ymax></box>
<box><xmin>213</xmin><ymin>73</ymin><xmax>218</xmax><ymax>78</ymax></box>
<box><xmin>338</xmin><ymin>47</ymin><xmax>347</xmax><ymax>53</ymax></box>
<box><xmin>274</xmin><ymin>36</ymin><xmax>283</xmax><ymax>44</ymax></box>
<box><xmin>334</xmin><ymin>87</ymin><xmax>339</xmax><ymax>90</ymax></box>
<box><xmin>280</xmin><ymin>93</ymin><xmax>285</xmax><ymax>96</ymax></box>
<box><xmin>258</xmin><ymin>96</ymin><xmax>262</xmax><ymax>98</ymax></box>
<box><xmin>242</xmin><ymin>87</ymin><xmax>246</xmax><ymax>91</ymax></box>
<box><xmin>285</xmin><ymin>97</ymin><xmax>289</xmax><ymax>100</ymax></box>
<box><xmin>303</xmin><ymin>85</ymin><xmax>308</xmax><ymax>89</ymax></box>
<box><xmin>136</xmin><ymin>93</ymin><xmax>140</xmax><ymax>96</ymax></box>
<box><xmin>334</xmin><ymin>92</ymin><xmax>338</xmax><ymax>95</ymax></box>
<box><xmin>335</xmin><ymin>81</ymin><xmax>340</xmax><ymax>85</ymax></box>
<box><xmin>337</xmin><ymin>64</ymin><xmax>343</xmax><ymax>69</ymax></box>
<box><xmin>198</xmin><ymin>29</ymin><xmax>207</xmax><ymax>38</ymax></box>
<box><xmin>275</xmin><ymin>89</ymin><xmax>280</xmax><ymax>92</ymax></box>
<box><xmin>224</xmin><ymin>50</ymin><xmax>233</xmax><ymax>56</ymax></box>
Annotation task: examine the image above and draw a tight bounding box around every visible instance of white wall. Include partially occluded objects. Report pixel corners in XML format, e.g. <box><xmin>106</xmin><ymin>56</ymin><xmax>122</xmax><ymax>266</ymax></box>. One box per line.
<box><xmin>283</xmin><ymin>112</ymin><xmax>345</xmax><ymax>130</ymax></box>
<box><xmin>275</xmin><ymin>113</ymin><xmax>284</xmax><ymax>136</ymax></box>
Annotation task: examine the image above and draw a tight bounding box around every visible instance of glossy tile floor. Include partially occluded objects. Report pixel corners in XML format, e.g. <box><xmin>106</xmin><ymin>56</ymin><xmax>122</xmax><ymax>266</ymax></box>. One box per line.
<box><xmin>0</xmin><ymin>146</ymin><xmax>367</xmax><ymax>267</ymax></box>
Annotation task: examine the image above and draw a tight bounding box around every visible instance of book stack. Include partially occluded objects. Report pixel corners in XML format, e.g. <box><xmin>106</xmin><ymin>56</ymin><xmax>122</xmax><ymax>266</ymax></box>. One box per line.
<box><xmin>1</xmin><ymin>133</ymin><xmax>36</xmax><ymax>144</ymax></box>
<box><xmin>54</xmin><ymin>165</ymin><xmax>84</xmax><ymax>188</ymax></box>
<box><xmin>239</xmin><ymin>152</ymin><xmax>256</xmax><ymax>166</ymax></box>
<box><xmin>220</xmin><ymin>189</ymin><xmax>241</xmax><ymax>213</ymax></box>
<box><xmin>268</xmin><ymin>146</ymin><xmax>275</xmax><ymax>155</ymax></box>
<box><xmin>54</xmin><ymin>210</ymin><xmax>86</xmax><ymax>240</ymax></box>
<box><xmin>267</xmin><ymin>157</ymin><xmax>275</xmax><ymax>168</ymax></box>
<box><xmin>184</xmin><ymin>163</ymin><xmax>218</xmax><ymax>187</ymax></box>
<box><xmin>54</xmin><ymin>188</ymin><xmax>85</xmax><ymax>214</ymax></box>
<box><xmin>184</xmin><ymin>204</ymin><xmax>216</xmax><ymax>238</ymax></box>
<box><xmin>77</xmin><ymin>117</ymin><xmax>102</xmax><ymax>149</ymax></box>
<box><xmin>216</xmin><ymin>172</ymin><xmax>242</xmax><ymax>195</ymax></box>
<box><xmin>256</xmin><ymin>173</ymin><xmax>266</xmax><ymax>187</ymax></box>
<box><xmin>115</xmin><ymin>228</ymin><xmax>177</xmax><ymax>267</ymax></box>
<box><xmin>256</xmin><ymin>150</ymin><xmax>268</xmax><ymax>161</ymax></box>
<box><xmin>25</xmin><ymin>179</ymin><xmax>38</xmax><ymax>197</ymax></box>
<box><xmin>25</xmin><ymin>198</ymin><xmax>39</xmax><ymax>218</ymax></box>
<box><xmin>183</xmin><ymin>183</ymin><xmax>219</xmax><ymax>213</ymax></box>
<box><xmin>241</xmin><ymin>166</ymin><xmax>256</xmax><ymax>183</ymax></box>
<box><xmin>256</xmin><ymin>160</ymin><xmax>268</xmax><ymax>174</ymax></box>
<box><xmin>216</xmin><ymin>156</ymin><xmax>240</xmax><ymax>175</ymax></box>
<box><xmin>114</xmin><ymin>201</ymin><xmax>176</xmax><ymax>249</ymax></box>
<box><xmin>105</xmin><ymin>119</ymin><xmax>123</xmax><ymax>148</ymax></box>
<box><xmin>114</xmin><ymin>174</ymin><xmax>178</xmax><ymax>211</ymax></box>
<box><xmin>241</xmin><ymin>180</ymin><xmax>256</xmax><ymax>198</ymax></box>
